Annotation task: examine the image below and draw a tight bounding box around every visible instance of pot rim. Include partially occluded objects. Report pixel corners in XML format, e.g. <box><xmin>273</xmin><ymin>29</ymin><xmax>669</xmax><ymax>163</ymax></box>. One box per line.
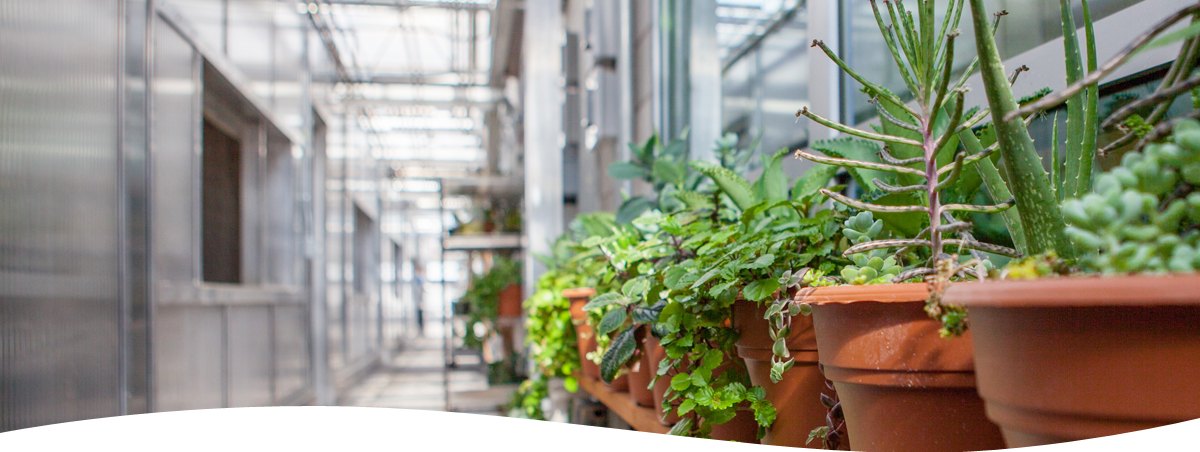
<box><xmin>562</xmin><ymin>287</ymin><xmax>596</xmax><ymax>299</ymax></box>
<box><xmin>795</xmin><ymin>282</ymin><xmax>929</xmax><ymax>305</ymax></box>
<box><xmin>945</xmin><ymin>273</ymin><xmax>1200</xmax><ymax>307</ymax></box>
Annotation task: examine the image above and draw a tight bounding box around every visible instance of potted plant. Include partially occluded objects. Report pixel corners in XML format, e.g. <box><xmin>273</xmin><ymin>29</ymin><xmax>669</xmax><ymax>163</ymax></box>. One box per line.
<box><xmin>941</xmin><ymin>1</ymin><xmax>1200</xmax><ymax>447</ymax></box>
<box><xmin>680</xmin><ymin>150</ymin><xmax>851</xmax><ymax>447</ymax></box>
<box><xmin>789</xmin><ymin>0</ymin><xmax>1029</xmax><ymax>449</ymax></box>
<box><xmin>460</xmin><ymin>255</ymin><xmax>523</xmax><ymax>360</ymax></box>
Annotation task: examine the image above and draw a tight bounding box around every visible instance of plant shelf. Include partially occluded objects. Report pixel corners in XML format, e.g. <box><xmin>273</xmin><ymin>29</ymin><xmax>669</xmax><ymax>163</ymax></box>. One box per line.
<box><xmin>577</xmin><ymin>375</ymin><xmax>670</xmax><ymax>434</ymax></box>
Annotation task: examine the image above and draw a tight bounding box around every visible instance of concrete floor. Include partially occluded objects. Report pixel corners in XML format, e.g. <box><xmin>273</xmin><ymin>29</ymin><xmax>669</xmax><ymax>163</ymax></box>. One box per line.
<box><xmin>338</xmin><ymin>329</ymin><xmax>517</xmax><ymax>415</ymax></box>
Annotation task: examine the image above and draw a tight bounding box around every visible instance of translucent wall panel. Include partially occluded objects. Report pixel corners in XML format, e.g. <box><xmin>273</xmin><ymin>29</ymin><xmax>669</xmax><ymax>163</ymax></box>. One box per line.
<box><xmin>0</xmin><ymin>0</ymin><xmax>122</xmax><ymax>431</ymax></box>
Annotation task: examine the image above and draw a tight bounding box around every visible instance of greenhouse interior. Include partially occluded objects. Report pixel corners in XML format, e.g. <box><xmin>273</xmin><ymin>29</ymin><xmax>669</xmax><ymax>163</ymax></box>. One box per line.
<box><xmin>2</xmin><ymin>0</ymin><xmax>1199</xmax><ymax>450</ymax></box>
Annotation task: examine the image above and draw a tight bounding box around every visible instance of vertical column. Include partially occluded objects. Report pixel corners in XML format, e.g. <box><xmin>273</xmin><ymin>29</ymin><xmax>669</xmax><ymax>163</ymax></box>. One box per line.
<box><xmin>688</xmin><ymin>0</ymin><xmax>720</xmax><ymax>161</ymax></box>
<box><xmin>120</xmin><ymin>0</ymin><xmax>153</xmax><ymax>415</ymax></box>
<box><xmin>807</xmin><ymin>1</ymin><xmax>841</xmax><ymax>139</ymax></box>
<box><xmin>522</xmin><ymin>0</ymin><xmax>564</xmax><ymax>294</ymax></box>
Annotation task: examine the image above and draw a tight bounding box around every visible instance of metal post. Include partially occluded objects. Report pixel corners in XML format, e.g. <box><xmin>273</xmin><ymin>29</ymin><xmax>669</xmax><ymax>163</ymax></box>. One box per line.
<box><xmin>438</xmin><ymin>178</ymin><xmax>451</xmax><ymax>411</ymax></box>
<box><xmin>688</xmin><ymin>0</ymin><xmax>720</xmax><ymax>161</ymax></box>
<box><xmin>807</xmin><ymin>1</ymin><xmax>842</xmax><ymax>137</ymax></box>
<box><xmin>522</xmin><ymin>0</ymin><xmax>565</xmax><ymax>296</ymax></box>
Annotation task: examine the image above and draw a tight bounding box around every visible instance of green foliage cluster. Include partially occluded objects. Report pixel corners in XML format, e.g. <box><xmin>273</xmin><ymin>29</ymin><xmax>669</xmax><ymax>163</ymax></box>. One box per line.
<box><xmin>514</xmin><ymin>213</ymin><xmax>622</xmax><ymax>420</ymax></box>
<box><xmin>1065</xmin><ymin>120</ymin><xmax>1200</xmax><ymax>273</ymax></box>
<box><xmin>461</xmin><ymin>256</ymin><xmax>522</xmax><ymax>350</ymax></box>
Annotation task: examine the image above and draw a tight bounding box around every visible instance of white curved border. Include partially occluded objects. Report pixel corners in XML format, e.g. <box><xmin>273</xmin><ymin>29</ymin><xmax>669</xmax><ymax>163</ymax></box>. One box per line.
<box><xmin>0</xmin><ymin>407</ymin><xmax>1195</xmax><ymax>451</ymax></box>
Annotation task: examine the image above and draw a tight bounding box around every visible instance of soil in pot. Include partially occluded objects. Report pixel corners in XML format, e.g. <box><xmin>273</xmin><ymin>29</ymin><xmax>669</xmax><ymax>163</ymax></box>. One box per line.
<box><xmin>565</xmin><ymin>288</ymin><xmax>600</xmax><ymax>380</ymax></box>
<box><xmin>802</xmin><ymin>283</ymin><xmax>1004</xmax><ymax>452</ymax></box>
<box><xmin>497</xmin><ymin>283</ymin><xmax>523</xmax><ymax>318</ymax></box>
<box><xmin>732</xmin><ymin>300</ymin><xmax>832</xmax><ymax>447</ymax></box>
<box><xmin>627</xmin><ymin>326</ymin><xmax>655</xmax><ymax>407</ymax></box>
<box><xmin>946</xmin><ymin>275</ymin><xmax>1200</xmax><ymax>447</ymax></box>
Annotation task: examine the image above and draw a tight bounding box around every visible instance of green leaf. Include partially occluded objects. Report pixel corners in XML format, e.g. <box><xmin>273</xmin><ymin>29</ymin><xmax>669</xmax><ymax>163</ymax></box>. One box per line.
<box><xmin>667</xmin><ymin>417</ymin><xmax>693</xmax><ymax>436</ymax></box>
<box><xmin>600</xmin><ymin>328</ymin><xmax>637</xmax><ymax>382</ymax></box>
<box><xmin>609</xmin><ymin>161</ymin><xmax>648</xmax><ymax>180</ymax></box>
<box><xmin>583</xmin><ymin>292</ymin><xmax>628</xmax><ymax>311</ymax></box>
<box><xmin>1140</xmin><ymin>21</ymin><xmax>1200</xmax><ymax>53</ymax></box>
<box><xmin>563</xmin><ymin>377</ymin><xmax>579</xmax><ymax>393</ymax></box>
<box><xmin>746</xmin><ymin>253</ymin><xmax>775</xmax><ymax>269</ymax></box>
<box><xmin>755</xmin><ymin>149</ymin><xmax>790</xmax><ymax>203</ymax></box>
<box><xmin>670</xmin><ymin>373</ymin><xmax>692</xmax><ymax>391</ymax></box>
<box><xmin>772</xmin><ymin>338</ymin><xmax>789</xmax><ymax>358</ymax></box>
<box><xmin>615</xmin><ymin>196</ymin><xmax>655</xmax><ymax>224</ymax></box>
<box><xmin>807</xmin><ymin>426</ymin><xmax>831</xmax><ymax>446</ymax></box>
<box><xmin>621</xmin><ymin>277</ymin><xmax>651</xmax><ymax>301</ymax></box>
<box><xmin>631</xmin><ymin>303</ymin><xmax>664</xmax><ymax>324</ymax></box>
<box><xmin>791</xmin><ymin>164</ymin><xmax>840</xmax><ymax>201</ymax></box>
<box><xmin>812</xmin><ymin>137</ymin><xmax>893</xmax><ymax>191</ymax></box>
<box><xmin>743</xmin><ymin>278</ymin><xmax>781</xmax><ymax>302</ymax></box>
<box><xmin>677</xmin><ymin>399</ymin><xmax>696</xmax><ymax>416</ymax></box>
<box><xmin>597</xmin><ymin>308</ymin><xmax>627</xmax><ymax>335</ymax></box>
<box><xmin>652</xmin><ymin>160</ymin><xmax>686</xmax><ymax>185</ymax></box>
<box><xmin>691</xmin><ymin>160</ymin><xmax>758</xmax><ymax>210</ymax></box>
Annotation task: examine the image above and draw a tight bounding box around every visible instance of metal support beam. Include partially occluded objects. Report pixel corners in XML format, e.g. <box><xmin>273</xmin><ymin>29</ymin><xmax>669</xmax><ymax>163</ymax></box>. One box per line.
<box><xmin>319</xmin><ymin>0</ymin><xmax>490</xmax><ymax>10</ymax></box>
<box><xmin>688</xmin><ymin>0</ymin><xmax>721</xmax><ymax>161</ymax></box>
<box><xmin>522</xmin><ymin>0</ymin><xmax>564</xmax><ymax>296</ymax></box>
<box><xmin>807</xmin><ymin>0</ymin><xmax>841</xmax><ymax>139</ymax></box>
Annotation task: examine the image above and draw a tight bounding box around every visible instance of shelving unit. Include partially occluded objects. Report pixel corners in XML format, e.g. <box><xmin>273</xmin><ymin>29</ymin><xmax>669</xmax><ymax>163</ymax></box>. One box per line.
<box><xmin>443</xmin><ymin>234</ymin><xmax>525</xmax><ymax>251</ymax></box>
<box><xmin>577</xmin><ymin>375</ymin><xmax>671</xmax><ymax>434</ymax></box>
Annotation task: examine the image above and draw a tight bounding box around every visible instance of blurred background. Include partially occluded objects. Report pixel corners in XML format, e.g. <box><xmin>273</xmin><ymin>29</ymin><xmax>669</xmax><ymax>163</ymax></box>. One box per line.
<box><xmin>0</xmin><ymin>0</ymin><xmax>1186</xmax><ymax>433</ymax></box>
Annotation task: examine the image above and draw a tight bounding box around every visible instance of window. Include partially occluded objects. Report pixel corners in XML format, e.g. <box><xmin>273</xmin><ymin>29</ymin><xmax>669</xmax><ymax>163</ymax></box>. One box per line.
<box><xmin>201</xmin><ymin>118</ymin><xmax>243</xmax><ymax>283</ymax></box>
<box><xmin>720</xmin><ymin>10</ymin><xmax>810</xmax><ymax>157</ymax></box>
<box><xmin>352</xmin><ymin>206</ymin><xmax>376</xmax><ymax>295</ymax></box>
<box><xmin>839</xmin><ymin>0</ymin><xmax>1145</xmax><ymax>124</ymax></box>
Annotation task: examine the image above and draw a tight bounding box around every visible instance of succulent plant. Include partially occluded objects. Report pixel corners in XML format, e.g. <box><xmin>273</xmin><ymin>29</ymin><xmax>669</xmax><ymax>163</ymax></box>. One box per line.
<box><xmin>1064</xmin><ymin>120</ymin><xmax>1200</xmax><ymax>274</ymax></box>
<box><xmin>839</xmin><ymin>212</ymin><xmax>904</xmax><ymax>285</ymax></box>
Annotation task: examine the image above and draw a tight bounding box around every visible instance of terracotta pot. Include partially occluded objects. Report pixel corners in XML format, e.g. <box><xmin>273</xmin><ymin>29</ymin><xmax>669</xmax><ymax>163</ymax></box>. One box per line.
<box><xmin>643</xmin><ymin>334</ymin><xmax>681</xmax><ymax>425</ymax></box>
<box><xmin>946</xmin><ymin>275</ymin><xmax>1200</xmax><ymax>447</ymax></box>
<box><xmin>565</xmin><ymin>288</ymin><xmax>600</xmax><ymax>380</ymax></box>
<box><xmin>498</xmin><ymin>283</ymin><xmax>523</xmax><ymax>318</ymax></box>
<box><xmin>710</xmin><ymin>409</ymin><xmax>760</xmax><ymax>443</ymax></box>
<box><xmin>732</xmin><ymin>301</ymin><xmax>830</xmax><ymax>447</ymax></box>
<box><xmin>802</xmin><ymin>283</ymin><xmax>1004</xmax><ymax>452</ymax></box>
<box><xmin>603</xmin><ymin>373</ymin><xmax>629</xmax><ymax>392</ymax></box>
<box><xmin>627</xmin><ymin>326</ymin><xmax>655</xmax><ymax>407</ymax></box>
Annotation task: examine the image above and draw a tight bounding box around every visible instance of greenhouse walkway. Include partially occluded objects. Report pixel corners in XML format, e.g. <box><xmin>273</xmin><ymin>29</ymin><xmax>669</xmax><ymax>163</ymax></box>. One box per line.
<box><xmin>338</xmin><ymin>329</ymin><xmax>515</xmax><ymax>415</ymax></box>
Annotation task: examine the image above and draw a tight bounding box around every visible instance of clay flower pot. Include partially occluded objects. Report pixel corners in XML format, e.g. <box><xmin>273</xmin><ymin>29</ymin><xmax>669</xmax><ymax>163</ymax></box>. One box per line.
<box><xmin>627</xmin><ymin>326</ymin><xmax>655</xmax><ymax>407</ymax></box>
<box><xmin>801</xmin><ymin>283</ymin><xmax>1004</xmax><ymax>452</ymax></box>
<box><xmin>731</xmin><ymin>301</ymin><xmax>830</xmax><ymax>447</ymax></box>
<box><xmin>565</xmin><ymin>288</ymin><xmax>600</xmax><ymax>380</ymax></box>
<box><xmin>565</xmin><ymin>287</ymin><xmax>629</xmax><ymax>391</ymax></box>
<box><xmin>945</xmin><ymin>275</ymin><xmax>1200</xmax><ymax>447</ymax></box>
<box><xmin>710</xmin><ymin>409</ymin><xmax>760</xmax><ymax>443</ymax></box>
<box><xmin>497</xmin><ymin>283</ymin><xmax>523</xmax><ymax>318</ymax></box>
<box><xmin>644</xmin><ymin>334</ymin><xmax>681</xmax><ymax>425</ymax></box>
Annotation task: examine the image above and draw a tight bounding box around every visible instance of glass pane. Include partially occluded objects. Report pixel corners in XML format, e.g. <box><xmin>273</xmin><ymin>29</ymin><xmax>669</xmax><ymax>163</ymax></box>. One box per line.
<box><xmin>758</xmin><ymin>13</ymin><xmax>809</xmax><ymax>154</ymax></box>
<box><xmin>841</xmin><ymin>0</ymin><xmax>1145</xmax><ymax>124</ymax></box>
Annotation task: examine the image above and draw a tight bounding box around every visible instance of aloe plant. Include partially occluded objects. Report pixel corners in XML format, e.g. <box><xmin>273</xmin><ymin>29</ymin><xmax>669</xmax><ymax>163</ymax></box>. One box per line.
<box><xmin>1011</xmin><ymin>3</ymin><xmax>1200</xmax><ymax>156</ymax></box>
<box><xmin>969</xmin><ymin>1</ymin><xmax>1200</xmax><ymax>260</ymax></box>
<box><xmin>795</xmin><ymin>0</ymin><xmax>1018</xmax><ymax>292</ymax></box>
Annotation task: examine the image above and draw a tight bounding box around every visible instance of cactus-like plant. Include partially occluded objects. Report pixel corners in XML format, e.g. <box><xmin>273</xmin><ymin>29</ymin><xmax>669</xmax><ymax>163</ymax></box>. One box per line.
<box><xmin>970</xmin><ymin>0</ymin><xmax>1200</xmax><ymax>261</ymax></box>
<box><xmin>795</xmin><ymin>0</ymin><xmax>1019</xmax><ymax>296</ymax></box>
